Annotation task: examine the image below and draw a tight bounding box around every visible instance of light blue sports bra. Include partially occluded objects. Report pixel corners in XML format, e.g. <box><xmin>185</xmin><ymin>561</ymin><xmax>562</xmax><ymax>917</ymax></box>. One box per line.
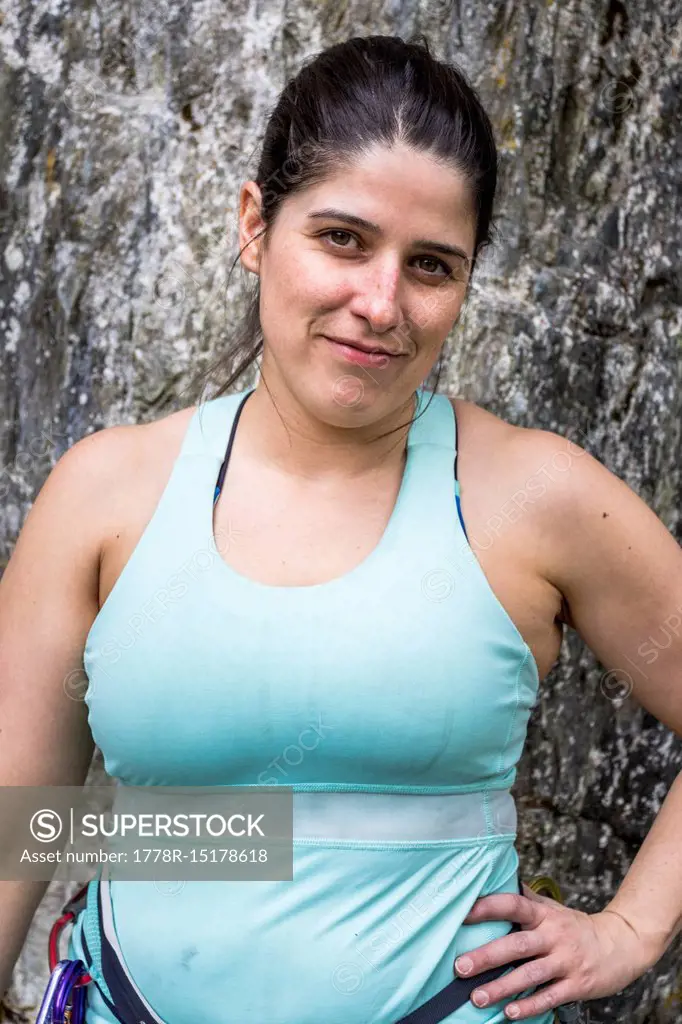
<box><xmin>82</xmin><ymin>384</ymin><xmax>539</xmax><ymax>790</ymax></box>
<box><xmin>68</xmin><ymin>385</ymin><xmax>549</xmax><ymax>1024</ymax></box>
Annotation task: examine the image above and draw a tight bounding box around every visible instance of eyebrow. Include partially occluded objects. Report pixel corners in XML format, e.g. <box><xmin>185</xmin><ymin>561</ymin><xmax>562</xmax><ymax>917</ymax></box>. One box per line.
<box><xmin>307</xmin><ymin>207</ymin><xmax>471</xmax><ymax>263</ymax></box>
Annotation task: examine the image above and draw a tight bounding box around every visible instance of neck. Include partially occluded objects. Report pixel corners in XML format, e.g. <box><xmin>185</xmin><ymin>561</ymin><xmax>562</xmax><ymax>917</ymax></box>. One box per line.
<box><xmin>238</xmin><ymin>378</ymin><xmax>419</xmax><ymax>484</ymax></box>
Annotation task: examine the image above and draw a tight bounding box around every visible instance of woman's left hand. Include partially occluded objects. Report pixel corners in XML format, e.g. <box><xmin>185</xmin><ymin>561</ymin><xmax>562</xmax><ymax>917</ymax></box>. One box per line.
<box><xmin>452</xmin><ymin>883</ymin><xmax>658</xmax><ymax>1020</ymax></box>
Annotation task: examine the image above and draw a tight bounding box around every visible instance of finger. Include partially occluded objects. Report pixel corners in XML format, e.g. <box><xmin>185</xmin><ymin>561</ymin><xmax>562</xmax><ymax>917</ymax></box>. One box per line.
<box><xmin>467</xmin><ymin>956</ymin><xmax>558</xmax><ymax>1010</ymax></box>
<box><xmin>454</xmin><ymin>927</ymin><xmax>547</xmax><ymax>979</ymax></box>
<box><xmin>462</xmin><ymin>892</ymin><xmax>541</xmax><ymax>927</ymax></box>
<box><xmin>501</xmin><ymin>979</ymin><xmax>579</xmax><ymax>1021</ymax></box>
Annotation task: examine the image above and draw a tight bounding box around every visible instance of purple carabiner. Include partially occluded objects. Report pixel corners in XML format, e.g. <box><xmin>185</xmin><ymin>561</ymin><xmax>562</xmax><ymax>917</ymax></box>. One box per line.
<box><xmin>35</xmin><ymin>958</ymin><xmax>88</xmax><ymax>1024</ymax></box>
<box><xmin>53</xmin><ymin>958</ymin><xmax>88</xmax><ymax>1024</ymax></box>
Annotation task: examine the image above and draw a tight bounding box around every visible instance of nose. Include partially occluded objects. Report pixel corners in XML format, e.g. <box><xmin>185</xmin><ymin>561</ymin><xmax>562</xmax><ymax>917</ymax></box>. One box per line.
<box><xmin>348</xmin><ymin>258</ymin><xmax>404</xmax><ymax>334</ymax></box>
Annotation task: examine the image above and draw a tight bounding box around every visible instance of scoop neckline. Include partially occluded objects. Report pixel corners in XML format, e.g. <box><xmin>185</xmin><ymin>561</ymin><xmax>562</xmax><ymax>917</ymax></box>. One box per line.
<box><xmin>204</xmin><ymin>388</ymin><xmax>427</xmax><ymax>597</ymax></box>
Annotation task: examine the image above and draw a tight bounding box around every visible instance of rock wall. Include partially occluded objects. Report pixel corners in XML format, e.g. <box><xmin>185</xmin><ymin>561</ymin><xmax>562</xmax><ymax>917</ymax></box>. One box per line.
<box><xmin>1</xmin><ymin>1</ymin><xmax>680</xmax><ymax>1020</ymax></box>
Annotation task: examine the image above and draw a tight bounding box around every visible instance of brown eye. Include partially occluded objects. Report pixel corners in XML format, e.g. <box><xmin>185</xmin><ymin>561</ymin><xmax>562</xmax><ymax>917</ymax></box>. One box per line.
<box><xmin>320</xmin><ymin>229</ymin><xmax>357</xmax><ymax>247</ymax></box>
<box><xmin>319</xmin><ymin>229</ymin><xmax>458</xmax><ymax>281</ymax></box>
<box><xmin>415</xmin><ymin>255</ymin><xmax>452</xmax><ymax>277</ymax></box>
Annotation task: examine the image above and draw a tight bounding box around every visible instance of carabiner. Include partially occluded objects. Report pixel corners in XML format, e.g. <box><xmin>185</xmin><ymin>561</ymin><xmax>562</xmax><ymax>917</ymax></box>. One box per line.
<box><xmin>527</xmin><ymin>875</ymin><xmax>565</xmax><ymax>903</ymax></box>
<box><xmin>35</xmin><ymin>958</ymin><xmax>88</xmax><ymax>1024</ymax></box>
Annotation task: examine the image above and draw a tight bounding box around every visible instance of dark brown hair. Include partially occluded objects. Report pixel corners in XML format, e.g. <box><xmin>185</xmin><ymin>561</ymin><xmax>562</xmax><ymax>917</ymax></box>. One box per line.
<box><xmin>188</xmin><ymin>33</ymin><xmax>499</xmax><ymax>437</ymax></box>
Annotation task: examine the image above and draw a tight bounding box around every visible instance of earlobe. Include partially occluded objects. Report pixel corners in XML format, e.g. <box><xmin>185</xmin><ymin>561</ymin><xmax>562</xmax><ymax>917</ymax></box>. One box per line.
<box><xmin>239</xmin><ymin>239</ymin><xmax>261</xmax><ymax>276</ymax></box>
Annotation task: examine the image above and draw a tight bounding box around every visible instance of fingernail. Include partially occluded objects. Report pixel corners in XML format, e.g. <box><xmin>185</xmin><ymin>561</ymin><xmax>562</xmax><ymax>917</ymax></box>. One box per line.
<box><xmin>455</xmin><ymin>956</ymin><xmax>473</xmax><ymax>974</ymax></box>
<box><xmin>506</xmin><ymin>1007</ymin><xmax>520</xmax><ymax>1019</ymax></box>
<box><xmin>473</xmin><ymin>990</ymin><xmax>489</xmax><ymax>1007</ymax></box>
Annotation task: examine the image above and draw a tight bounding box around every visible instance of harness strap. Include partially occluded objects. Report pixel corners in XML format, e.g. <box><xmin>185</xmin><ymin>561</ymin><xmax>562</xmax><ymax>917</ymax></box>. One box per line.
<box><xmin>59</xmin><ymin>879</ymin><xmax>164</xmax><ymax>1024</ymax></box>
<box><xmin>394</xmin><ymin>876</ymin><xmax>533</xmax><ymax>1023</ymax></box>
<box><xmin>79</xmin><ymin>927</ymin><xmax>129</xmax><ymax>1024</ymax></box>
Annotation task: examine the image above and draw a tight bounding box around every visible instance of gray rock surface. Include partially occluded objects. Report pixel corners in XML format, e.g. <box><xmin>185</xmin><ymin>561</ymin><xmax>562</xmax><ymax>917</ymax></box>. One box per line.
<box><xmin>1</xmin><ymin>1</ymin><xmax>680</xmax><ymax>1021</ymax></box>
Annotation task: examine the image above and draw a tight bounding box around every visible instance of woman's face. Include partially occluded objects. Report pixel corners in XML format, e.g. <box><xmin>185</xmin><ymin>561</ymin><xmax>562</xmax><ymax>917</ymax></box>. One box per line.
<box><xmin>238</xmin><ymin>142</ymin><xmax>477</xmax><ymax>423</ymax></box>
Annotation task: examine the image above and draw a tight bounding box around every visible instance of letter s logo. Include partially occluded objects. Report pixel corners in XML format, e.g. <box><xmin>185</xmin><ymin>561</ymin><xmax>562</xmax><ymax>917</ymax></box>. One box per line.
<box><xmin>30</xmin><ymin>809</ymin><xmax>63</xmax><ymax>843</ymax></box>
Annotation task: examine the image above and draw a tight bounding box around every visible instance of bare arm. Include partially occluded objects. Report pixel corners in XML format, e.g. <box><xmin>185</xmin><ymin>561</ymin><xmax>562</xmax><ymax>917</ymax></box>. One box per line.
<box><xmin>529</xmin><ymin>428</ymin><xmax>682</xmax><ymax>963</ymax></box>
<box><xmin>0</xmin><ymin>427</ymin><xmax>126</xmax><ymax>998</ymax></box>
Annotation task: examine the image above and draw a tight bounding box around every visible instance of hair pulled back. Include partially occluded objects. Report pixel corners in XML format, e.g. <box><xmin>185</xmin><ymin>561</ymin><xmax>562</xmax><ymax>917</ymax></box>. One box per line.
<box><xmin>190</xmin><ymin>33</ymin><xmax>498</xmax><ymax>407</ymax></box>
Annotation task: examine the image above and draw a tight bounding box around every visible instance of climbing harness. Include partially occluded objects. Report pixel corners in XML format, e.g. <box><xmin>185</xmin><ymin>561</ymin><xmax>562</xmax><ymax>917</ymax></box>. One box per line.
<box><xmin>34</xmin><ymin>882</ymin><xmax>91</xmax><ymax>1023</ymax></box>
<box><xmin>36</xmin><ymin>874</ymin><xmax>588</xmax><ymax>1023</ymax></box>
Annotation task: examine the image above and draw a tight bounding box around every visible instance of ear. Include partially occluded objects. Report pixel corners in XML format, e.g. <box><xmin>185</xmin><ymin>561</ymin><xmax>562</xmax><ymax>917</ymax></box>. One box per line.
<box><xmin>238</xmin><ymin>181</ymin><xmax>265</xmax><ymax>275</ymax></box>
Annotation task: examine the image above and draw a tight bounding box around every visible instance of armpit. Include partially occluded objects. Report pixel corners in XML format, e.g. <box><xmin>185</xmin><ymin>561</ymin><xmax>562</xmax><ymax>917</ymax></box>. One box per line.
<box><xmin>557</xmin><ymin>595</ymin><xmax>576</xmax><ymax>629</ymax></box>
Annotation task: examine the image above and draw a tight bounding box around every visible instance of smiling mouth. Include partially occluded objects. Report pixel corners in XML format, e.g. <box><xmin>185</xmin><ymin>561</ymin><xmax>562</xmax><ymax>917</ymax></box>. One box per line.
<box><xmin>323</xmin><ymin>336</ymin><xmax>403</xmax><ymax>367</ymax></box>
<box><xmin>323</xmin><ymin>336</ymin><xmax>404</xmax><ymax>357</ymax></box>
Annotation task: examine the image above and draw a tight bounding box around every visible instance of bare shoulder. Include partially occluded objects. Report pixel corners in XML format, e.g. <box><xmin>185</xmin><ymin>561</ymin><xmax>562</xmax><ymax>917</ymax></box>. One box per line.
<box><xmin>447</xmin><ymin>394</ymin><xmax>581</xmax><ymax>503</ymax></box>
<box><xmin>69</xmin><ymin>403</ymin><xmax>196</xmax><ymax>485</ymax></box>
<box><xmin>448</xmin><ymin>394</ymin><xmax>530</xmax><ymax>457</ymax></box>
<box><xmin>447</xmin><ymin>395</ymin><xmax>583</xmax><ymax>628</ymax></box>
<box><xmin>447</xmin><ymin>393</ymin><xmax>563</xmax><ymax>530</ymax></box>
<box><xmin>61</xmin><ymin>403</ymin><xmax>199</xmax><ymax>546</ymax></box>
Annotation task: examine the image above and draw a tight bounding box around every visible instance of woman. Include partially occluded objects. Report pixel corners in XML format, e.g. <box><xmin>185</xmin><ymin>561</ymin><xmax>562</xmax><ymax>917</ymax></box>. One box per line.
<box><xmin>1</xmin><ymin>33</ymin><xmax>680</xmax><ymax>1024</ymax></box>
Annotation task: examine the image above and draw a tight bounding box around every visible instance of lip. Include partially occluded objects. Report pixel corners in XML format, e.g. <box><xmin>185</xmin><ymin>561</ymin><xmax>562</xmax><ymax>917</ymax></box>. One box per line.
<box><xmin>323</xmin><ymin>336</ymin><xmax>400</xmax><ymax>369</ymax></box>
<box><xmin>324</xmin><ymin>335</ymin><xmax>402</xmax><ymax>357</ymax></box>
